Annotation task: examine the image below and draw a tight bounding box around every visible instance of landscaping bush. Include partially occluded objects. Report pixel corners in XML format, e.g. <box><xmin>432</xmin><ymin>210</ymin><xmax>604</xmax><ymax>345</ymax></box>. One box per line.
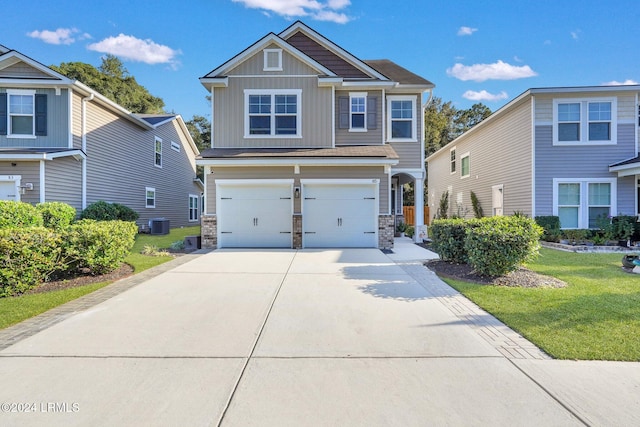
<box><xmin>0</xmin><ymin>200</ymin><xmax>43</xmax><ymax>229</ymax></box>
<box><xmin>430</xmin><ymin>218</ymin><xmax>473</xmax><ymax>263</ymax></box>
<box><xmin>465</xmin><ymin>216</ymin><xmax>542</xmax><ymax>276</ymax></box>
<box><xmin>64</xmin><ymin>220</ymin><xmax>137</xmax><ymax>275</ymax></box>
<box><xmin>36</xmin><ymin>202</ymin><xmax>76</xmax><ymax>229</ymax></box>
<box><xmin>81</xmin><ymin>201</ymin><xmax>138</xmax><ymax>222</ymax></box>
<box><xmin>0</xmin><ymin>227</ymin><xmax>63</xmax><ymax>296</ymax></box>
<box><xmin>535</xmin><ymin>215</ymin><xmax>561</xmax><ymax>242</ymax></box>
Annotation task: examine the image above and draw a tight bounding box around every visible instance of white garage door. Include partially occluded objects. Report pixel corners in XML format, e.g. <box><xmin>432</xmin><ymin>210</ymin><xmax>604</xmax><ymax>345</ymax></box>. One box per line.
<box><xmin>302</xmin><ymin>181</ymin><xmax>378</xmax><ymax>248</ymax></box>
<box><xmin>217</xmin><ymin>182</ymin><xmax>292</xmax><ymax>248</ymax></box>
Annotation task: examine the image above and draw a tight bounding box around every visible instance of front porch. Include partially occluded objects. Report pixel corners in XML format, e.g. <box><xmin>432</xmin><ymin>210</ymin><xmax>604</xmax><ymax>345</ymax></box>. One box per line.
<box><xmin>391</xmin><ymin>171</ymin><xmax>427</xmax><ymax>242</ymax></box>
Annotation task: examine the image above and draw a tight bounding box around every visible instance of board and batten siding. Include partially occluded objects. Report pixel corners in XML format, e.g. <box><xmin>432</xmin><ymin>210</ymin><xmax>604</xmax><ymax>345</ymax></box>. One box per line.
<box><xmin>44</xmin><ymin>156</ymin><xmax>82</xmax><ymax>212</ymax></box>
<box><xmin>206</xmin><ymin>165</ymin><xmax>388</xmax><ymax>215</ymax></box>
<box><xmin>428</xmin><ymin>97</ymin><xmax>533</xmax><ymax>220</ymax></box>
<box><xmin>0</xmin><ymin>161</ymin><xmax>40</xmax><ymax>205</ymax></box>
<box><xmin>213</xmin><ymin>76</ymin><xmax>332</xmax><ymax>148</ymax></box>
<box><xmin>225</xmin><ymin>43</ymin><xmax>319</xmax><ymax>76</ymax></box>
<box><xmin>335</xmin><ymin>90</ymin><xmax>383</xmax><ymax>145</ymax></box>
<box><xmin>0</xmin><ymin>88</ymin><xmax>69</xmax><ymax>148</ymax></box>
<box><xmin>84</xmin><ymin>101</ymin><xmax>200</xmax><ymax>229</ymax></box>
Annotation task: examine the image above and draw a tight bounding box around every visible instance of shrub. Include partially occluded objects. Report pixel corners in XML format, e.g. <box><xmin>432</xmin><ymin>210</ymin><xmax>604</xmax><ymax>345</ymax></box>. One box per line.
<box><xmin>64</xmin><ymin>220</ymin><xmax>137</xmax><ymax>275</ymax></box>
<box><xmin>436</xmin><ymin>192</ymin><xmax>449</xmax><ymax>219</ymax></box>
<box><xmin>0</xmin><ymin>201</ymin><xmax>43</xmax><ymax>229</ymax></box>
<box><xmin>465</xmin><ymin>216</ymin><xmax>542</xmax><ymax>276</ymax></box>
<box><xmin>430</xmin><ymin>218</ymin><xmax>472</xmax><ymax>263</ymax></box>
<box><xmin>535</xmin><ymin>216</ymin><xmax>561</xmax><ymax>242</ymax></box>
<box><xmin>36</xmin><ymin>202</ymin><xmax>76</xmax><ymax>229</ymax></box>
<box><xmin>0</xmin><ymin>227</ymin><xmax>63</xmax><ymax>296</ymax></box>
<box><xmin>81</xmin><ymin>201</ymin><xmax>138</xmax><ymax>222</ymax></box>
<box><xmin>470</xmin><ymin>191</ymin><xmax>483</xmax><ymax>218</ymax></box>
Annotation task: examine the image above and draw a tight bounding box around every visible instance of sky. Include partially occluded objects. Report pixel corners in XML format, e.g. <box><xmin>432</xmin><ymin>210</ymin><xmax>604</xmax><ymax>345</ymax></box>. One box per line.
<box><xmin>3</xmin><ymin>0</ymin><xmax>640</xmax><ymax>120</ymax></box>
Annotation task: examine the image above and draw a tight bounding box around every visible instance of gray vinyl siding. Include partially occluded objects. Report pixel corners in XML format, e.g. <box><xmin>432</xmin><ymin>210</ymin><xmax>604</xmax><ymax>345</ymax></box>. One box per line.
<box><xmin>71</xmin><ymin>91</ymin><xmax>83</xmax><ymax>150</ymax></box>
<box><xmin>335</xmin><ymin>90</ymin><xmax>383</xmax><ymax>145</ymax></box>
<box><xmin>0</xmin><ymin>63</ymin><xmax>51</xmax><ymax>79</ymax></box>
<box><xmin>427</xmin><ymin>97</ymin><xmax>533</xmax><ymax>220</ymax></box>
<box><xmin>0</xmin><ymin>161</ymin><xmax>40</xmax><ymax>205</ymax></box>
<box><xmin>84</xmin><ymin>102</ymin><xmax>200</xmax><ymax>229</ymax></box>
<box><xmin>226</xmin><ymin>44</ymin><xmax>319</xmax><ymax>76</ymax></box>
<box><xmin>206</xmin><ymin>165</ymin><xmax>388</xmax><ymax>215</ymax></box>
<box><xmin>389</xmin><ymin>97</ymin><xmax>423</xmax><ymax>169</ymax></box>
<box><xmin>44</xmin><ymin>156</ymin><xmax>82</xmax><ymax>212</ymax></box>
<box><xmin>534</xmin><ymin>123</ymin><xmax>636</xmax><ymax>216</ymax></box>
<box><xmin>0</xmin><ymin>88</ymin><xmax>69</xmax><ymax>148</ymax></box>
<box><xmin>213</xmin><ymin>76</ymin><xmax>332</xmax><ymax>148</ymax></box>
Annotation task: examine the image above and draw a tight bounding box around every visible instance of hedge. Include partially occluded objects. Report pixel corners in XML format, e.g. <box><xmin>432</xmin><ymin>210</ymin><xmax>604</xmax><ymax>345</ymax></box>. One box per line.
<box><xmin>534</xmin><ymin>215</ymin><xmax>561</xmax><ymax>242</ymax></box>
<box><xmin>430</xmin><ymin>218</ymin><xmax>471</xmax><ymax>263</ymax></box>
<box><xmin>81</xmin><ymin>201</ymin><xmax>139</xmax><ymax>222</ymax></box>
<box><xmin>0</xmin><ymin>200</ymin><xmax>43</xmax><ymax>229</ymax></box>
<box><xmin>36</xmin><ymin>202</ymin><xmax>76</xmax><ymax>230</ymax></box>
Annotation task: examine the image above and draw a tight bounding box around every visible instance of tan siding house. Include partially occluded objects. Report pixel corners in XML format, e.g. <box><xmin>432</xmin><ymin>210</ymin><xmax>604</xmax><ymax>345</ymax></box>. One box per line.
<box><xmin>198</xmin><ymin>21</ymin><xmax>433</xmax><ymax>249</ymax></box>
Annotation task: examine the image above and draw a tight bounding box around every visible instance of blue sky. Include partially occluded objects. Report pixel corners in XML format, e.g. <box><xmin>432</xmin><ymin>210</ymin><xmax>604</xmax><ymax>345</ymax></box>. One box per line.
<box><xmin>4</xmin><ymin>0</ymin><xmax>640</xmax><ymax>120</ymax></box>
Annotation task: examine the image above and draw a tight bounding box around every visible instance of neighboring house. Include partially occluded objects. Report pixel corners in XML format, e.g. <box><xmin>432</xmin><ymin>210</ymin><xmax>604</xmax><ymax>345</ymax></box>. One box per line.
<box><xmin>427</xmin><ymin>86</ymin><xmax>640</xmax><ymax>229</ymax></box>
<box><xmin>197</xmin><ymin>21</ymin><xmax>433</xmax><ymax>249</ymax></box>
<box><xmin>0</xmin><ymin>45</ymin><xmax>203</xmax><ymax>230</ymax></box>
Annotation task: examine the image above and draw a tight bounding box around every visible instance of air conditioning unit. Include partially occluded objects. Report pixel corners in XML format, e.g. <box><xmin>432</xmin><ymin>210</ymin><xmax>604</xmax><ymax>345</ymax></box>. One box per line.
<box><xmin>149</xmin><ymin>218</ymin><xmax>170</xmax><ymax>235</ymax></box>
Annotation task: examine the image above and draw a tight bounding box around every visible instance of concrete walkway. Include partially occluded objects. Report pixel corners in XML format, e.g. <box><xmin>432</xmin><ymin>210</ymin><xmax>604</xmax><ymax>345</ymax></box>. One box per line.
<box><xmin>0</xmin><ymin>240</ymin><xmax>638</xmax><ymax>426</ymax></box>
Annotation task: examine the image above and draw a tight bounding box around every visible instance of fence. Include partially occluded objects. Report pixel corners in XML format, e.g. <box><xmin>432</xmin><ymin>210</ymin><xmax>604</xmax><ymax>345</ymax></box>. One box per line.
<box><xmin>402</xmin><ymin>206</ymin><xmax>430</xmax><ymax>226</ymax></box>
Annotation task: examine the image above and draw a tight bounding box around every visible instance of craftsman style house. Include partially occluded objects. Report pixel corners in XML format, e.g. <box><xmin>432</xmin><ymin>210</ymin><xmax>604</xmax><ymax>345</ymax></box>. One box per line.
<box><xmin>197</xmin><ymin>21</ymin><xmax>433</xmax><ymax>249</ymax></box>
<box><xmin>0</xmin><ymin>45</ymin><xmax>202</xmax><ymax>229</ymax></box>
<box><xmin>427</xmin><ymin>86</ymin><xmax>640</xmax><ymax>229</ymax></box>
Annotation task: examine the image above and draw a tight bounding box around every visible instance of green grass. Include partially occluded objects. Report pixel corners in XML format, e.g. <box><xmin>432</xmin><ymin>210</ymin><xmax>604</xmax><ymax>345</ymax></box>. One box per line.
<box><xmin>444</xmin><ymin>248</ymin><xmax>640</xmax><ymax>361</ymax></box>
<box><xmin>0</xmin><ymin>226</ymin><xmax>201</xmax><ymax>330</ymax></box>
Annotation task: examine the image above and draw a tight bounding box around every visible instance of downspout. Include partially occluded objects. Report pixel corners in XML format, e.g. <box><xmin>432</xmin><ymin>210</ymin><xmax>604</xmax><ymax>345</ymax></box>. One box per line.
<box><xmin>416</xmin><ymin>88</ymin><xmax>434</xmax><ymax>242</ymax></box>
<box><xmin>81</xmin><ymin>93</ymin><xmax>94</xmax><ymax>210</ymax></box>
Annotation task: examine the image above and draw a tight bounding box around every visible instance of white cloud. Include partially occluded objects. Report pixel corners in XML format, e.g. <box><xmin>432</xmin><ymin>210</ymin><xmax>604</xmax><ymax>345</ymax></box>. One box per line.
<box><xmin>603</xmin><ymin>79</ymin><xmax>639</xmax><ymax>86</ymax></box>
<box><xmin>457</xmin><ymin>26</ymin><xmax>477</xmax><ymax>36</ymax></box>
<box><xmin>27</xmin><ymin>27</ymin><xmax>90</xmax><ymax>45</ymax></box>
<box><xmin>571</xmin><ymin>29</ymin><xmax>581</xmax><ymax>40</ymax></box>
<box><xmin>463</xmin><ymin>90</ymin><xmax>508</xmax><ymax>102</ymax></box>
<box><xmin>87</xmin><ymin>34</ymin><xmax>181</xmax><ymax>66</ymax></box>
<box><xmin>446</xmin><ymin>60</ymin><xmax>538</xmax><ymax>82</ymax></box>
<box><xmin>232</xmin><ymin>0</ymin><xmax>351</xmax><ymax>23</ymax></box>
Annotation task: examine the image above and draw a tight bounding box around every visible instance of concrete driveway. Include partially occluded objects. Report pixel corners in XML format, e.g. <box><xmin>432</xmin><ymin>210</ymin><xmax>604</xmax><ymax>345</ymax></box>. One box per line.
<box><xmin>0</xmin><ymin>246</ymin><xmax>638</xmax><ymax>426</ymax></box>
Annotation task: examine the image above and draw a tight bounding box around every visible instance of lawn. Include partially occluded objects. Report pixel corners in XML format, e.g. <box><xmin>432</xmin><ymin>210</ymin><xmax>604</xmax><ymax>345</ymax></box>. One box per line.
<box><xmin>444</xmin><ymin>248</ymin><xmax>640</xmax><ymax>361</ymax></box>
<box><xmin>0</xmin><ymin>226</ymin><xmax>201</xmax><ymax>330</ymax></box>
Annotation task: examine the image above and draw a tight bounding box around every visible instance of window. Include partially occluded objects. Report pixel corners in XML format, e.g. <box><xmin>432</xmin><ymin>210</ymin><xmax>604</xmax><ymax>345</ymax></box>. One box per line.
<box><xmin>6</xmin><ymin>89</ymin><xmax>35</xmax><ymax>137</ymax></box>
<box><xmin>189</xmin><ymin>194</ymin><xmax>199</xmax><ymax>221</ymax></box>
<box><xmin>349</xmin><ymin>92</ymin><xmax>366</xmax><ymax>131</ymax></box>
<box><xmin>263</xmin><ymin>49</ymin><xmax>283</xmax><ymax>71</ymax></box>
<box><xmin>244</xmin><ymin>90</ymin><xmax>301</xmax><ymax>138</ymax></box>
<box><xmin>554</xmin><ymin>98</ymin><xmax>616</xmax><ymax>144</ymax></box>
<box><xmin>554</xmin><ymin>179</ymin><xmax>615</xmax><ymax>228</ymax></box>
<box><xmin>154</xmin><ymin>138</ymin><xmax>162</xmax><ymax>168</ymax></box>
<box><xmin>170</xmin><ymin>141</ymin><xmax>180</xmax><ymax>152</ymax></box>
<box><xmin>450</xmin><ymin>148</ymin><xmax>456</xmax><ymax>174</ymax></box>
<box><xmin>460</xmin><ymin>153</ymin><xmax>470</xmax><ymax>178</ymax></box>
<box><xmin>146</xmin><ymin>187</ymin><xmax>156</xmax><ymax>208</ymax></box>
<box><xmin>387</xmin><ymin>96</ymin><xmax>417</xmax><ymax>141</ymax></box>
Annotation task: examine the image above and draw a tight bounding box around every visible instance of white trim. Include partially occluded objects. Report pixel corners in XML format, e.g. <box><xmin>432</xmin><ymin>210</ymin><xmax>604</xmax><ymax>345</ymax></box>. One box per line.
<box><xmin>300</xmin><ymin>178</ymin><xmax>379</xmax><ymax>185</ymax></box>
<box><xmin>216</xmin><ymin>178</ymin><xmax>294</xmax><ymax>186</ymax></box>
<box><xmin>449</xmin><ymin>146</ymin><xmax>457</xmax><ymax>174</ymax></box>
<box><xmin>386</xmin><ymin>95</ymin><xmax>418</xmax><ymax>142</ymax></box>
<box><xmin>0</xmin><ymin>175</ymin><xmax>21</xmax><ymax>201</ymax></box>
<box><xmin>390</xmin><ymin>168</ymin><xmax>424</xmax><ymax>179</ymax></box>
<box><xmin>263</xmin><ymin>48</ymin><xmax>283</xmax><ymax>71</ymax></box>
<box><xmin>68</xmin><ymin>88</ymin><xmax>73</xmax><ymax>149</ymax></box>
<box><xmin>244</xmin><ymin>89</ymin><xmax>302</xmax><ymax>139</ymax></box>
<box><xmin>6</xmin><ymin>89</ymin><xmax>36</xmax><ymax>138</ymax></box>
<box><xmin>331</xmin><ymin>85</ymin><xmax>336</xmax><ymax>148</ymax></box>
<box><xmin>188</xmin><ymin>194</ymin><xmax>199</xmax><ymax>222</ymax></box>
<box><xmin>460</xmin><ymin>152</ymin><xmax>470</xmax><ymax>179</ymax></box>
<box><xmin>154</xmin><ymin>137</ymin><xmax>163</xmax><ymax>168</ymax></box>
<box><xmin>552</xmin><ymin>178</ymin><xmax>617</xmax><ymax>228</ymax></box>
<box><xmin>531</xmin><ymin>95</ymin><xmax>536</xmax><ymax>216</ymax></box>
<box><xmin>39</xmin><ymin>160</ymin><xmax>45</xmax><ymax>203</ymax></box>
<box><xmin>197</xmin><ymin>158</ymin><xmax>398</xmax><ymax>167</ymax></box>
<box><xmin>381</xmin><ymin>89</ymin><xmax>386</xmax><ymax>145</ymax></box>
<box><xmin>552</xmin><ymin>97</ymin><xmax>618</xmax><ymax>146</ymax></box>
<box><xmin>0</xmin><ymin>150</ymin><xmax>84</xmax><ymax>161</ymax></box>
<box><xmin>348</xmin><ymin>92</ymin><xmax>367</xmax><ymax>132</ymax></box>
<box><xmin>82</xmin><ymin>157</ymin><xmax>86</xmax><ymax>209</ymax></box>
<box><xmin>210</xmin><ymin>87</ymin><xmax>215</xmax><ymax>148</ymax></box>
<box><xmin>145</xmin><ymin>187</ymin><xmax>156</xmax><ymax>208</ymax></box>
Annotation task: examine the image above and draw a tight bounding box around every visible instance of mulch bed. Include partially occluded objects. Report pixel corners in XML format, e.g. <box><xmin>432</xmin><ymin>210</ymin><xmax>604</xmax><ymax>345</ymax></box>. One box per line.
<box><xmin>26</xmin><ymin>263</ymin><xmax>136</xmax><ymax>294</ymax></box>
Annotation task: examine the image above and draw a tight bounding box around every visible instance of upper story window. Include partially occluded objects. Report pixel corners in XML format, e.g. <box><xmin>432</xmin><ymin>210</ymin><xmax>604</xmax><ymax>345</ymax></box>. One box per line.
<box><xmin>450</xmin><ymin>148</ymin><xmax>456</xmax><ymax>174</ymax></box>
<box><xmin>263</xmin><ymin>49</ymin><xmax>283</xmax><ymax>71</ymax></box>
<box><xmin>350</xmin><ymin>92</ymin><xmax>366</xmax><ymax>131</ymax></box>
<box><xmin>0</xmin><ymin>91</ymin><xmax>47</xmax><ymax>138</ymax></box>
<box><xmin>387</xmin><ymin>95</ymin><xmax>417</xmax><ymax>142</ymax></box>
<box><xmin>154</xmin><ymin>137</ymin><xmax>162</xmax><ymax>168</ymax></box>
<box><xmin>554</xmin><ymin>98</ymin><xmax>616</xmax><ymax>145</ymax></box>
<box><xmin>244</xmin><ymin>89</ymin><xmax>301</xmax><ymax>138</ymax></box>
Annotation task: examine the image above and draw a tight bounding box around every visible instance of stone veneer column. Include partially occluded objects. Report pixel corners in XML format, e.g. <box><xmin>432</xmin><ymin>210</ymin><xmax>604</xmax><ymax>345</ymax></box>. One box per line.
<box><xmin>293</xmin><ymin>215</ymin><xmax>302</xmax><ymax>249</ymax></box>
<box><xmin>201</xmin><ymin>215</ymin><xmax>217</xmax><ymax>249</ymax></box>
<box><xmin>378</xmin><ymin>214</ymin><xmax>394</xmax><ymax>250</ymax></box>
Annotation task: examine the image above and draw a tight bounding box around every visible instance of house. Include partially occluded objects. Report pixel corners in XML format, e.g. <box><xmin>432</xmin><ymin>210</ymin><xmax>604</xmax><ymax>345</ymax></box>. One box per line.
<box><xmin>197</xmin><ymin>21</ymin><xmax>433</xmax><ymax>249</ymax></box>
<box><xmin>426</xmin><ymin>86</ymin><xmax>640</xmax><ymax>229</ymax></box>
<box><xmin>0</xmin><ymin>45</ymin><xmax>203</xmax><ymax>230</ymax></box>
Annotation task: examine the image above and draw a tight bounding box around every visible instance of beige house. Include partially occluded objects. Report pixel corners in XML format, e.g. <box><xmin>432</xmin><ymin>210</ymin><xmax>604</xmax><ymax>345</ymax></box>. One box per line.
<box><xmin>0</xmin><ymin>45</ymin><xmax>203</xmax><ymax>229</ymax></box>
<box><xmin>198</xmin><ymin>21</ymin><xmax>433</xmax><ymax>249</ymax></box>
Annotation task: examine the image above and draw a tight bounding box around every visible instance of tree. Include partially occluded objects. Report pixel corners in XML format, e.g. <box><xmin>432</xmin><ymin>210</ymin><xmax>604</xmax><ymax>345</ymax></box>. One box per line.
<box><xmin>424</xmin><ymin>97</ymin><xmax>458</xmax><ymax>157</ymax></box>
<box><xmin>51</xmin><ymin>55</ymin><xmax>165</xmax><ymax>114</ymax></box>
<box><xmin>453</xmin><ymin>103</ymin><xmax>492</xmax><ymax>136</ymax></box>
<box><xmin>185</xmin><ymin>115</ymin><xmax>212</xmax><ymax>182</ymax></box>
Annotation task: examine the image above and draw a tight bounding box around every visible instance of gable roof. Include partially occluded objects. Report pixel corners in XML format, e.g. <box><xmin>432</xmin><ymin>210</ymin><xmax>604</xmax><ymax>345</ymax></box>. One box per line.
<box><xmin>135</xmin><ymin>113</ymin><xmax>200</xmax><ymax>155</ymax></box>
<box><xmin>364</xmin><ymin>60</ymin><xmax>434</xmax><ymax>87</ymax></box>
<box><xmin>0</xmin><ymin>49</ymin><xmax>72</xmax><ymax>83</ymax></box>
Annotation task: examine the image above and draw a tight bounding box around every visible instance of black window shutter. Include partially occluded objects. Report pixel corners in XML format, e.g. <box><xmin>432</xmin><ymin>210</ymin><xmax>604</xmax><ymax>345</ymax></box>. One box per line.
<box><xmin>35</xmin><ymin>94</ymin><xmax>47</xmax><ymax>136</ymax></box>
<box><xmin>338</xmin><ymin>96</ymin><xmax>349</xmax><ymax>129</ymax></box>
<box><xmin>0</xmin><ymin>93</ymin><xmax>6</xmax><ymax>135</ymax></box>
<box><xmin>367</xmin><ymin>96</ymin><xmax>377</xmax><ymax>130</ymax></box>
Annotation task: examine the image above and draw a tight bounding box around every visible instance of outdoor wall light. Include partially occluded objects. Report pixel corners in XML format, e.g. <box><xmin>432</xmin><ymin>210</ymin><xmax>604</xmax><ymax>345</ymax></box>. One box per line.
<box><xmin>294</xmin><ymin>187</ymin><xmax>300</xmax><ymax>198</ymax></box>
